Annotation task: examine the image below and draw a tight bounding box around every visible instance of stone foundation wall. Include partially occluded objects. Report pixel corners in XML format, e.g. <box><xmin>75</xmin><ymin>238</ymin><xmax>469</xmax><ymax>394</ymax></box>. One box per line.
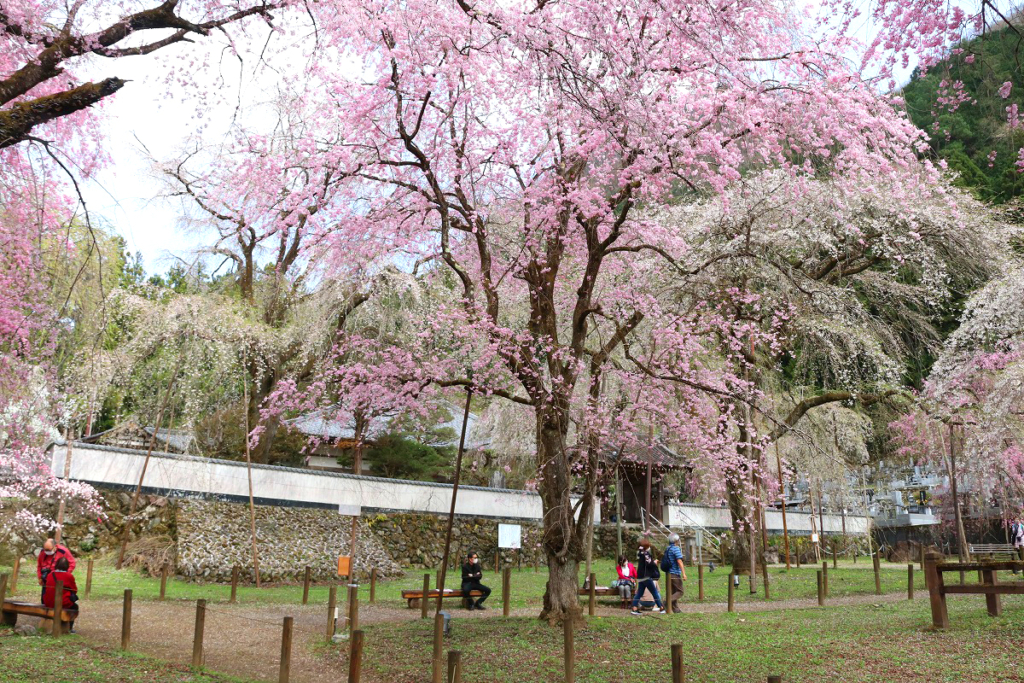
<box><xmin>175</xmin><ymin>500</ymin><xmax>403</xmax><ymax>583</ymax></box>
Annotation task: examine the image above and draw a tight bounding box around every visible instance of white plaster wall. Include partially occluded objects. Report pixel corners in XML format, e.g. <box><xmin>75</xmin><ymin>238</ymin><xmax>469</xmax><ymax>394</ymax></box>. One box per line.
<box><xmin>668</xmin><ymin>503</ymin><xmax>869</xmax><ymax>535</ymax></box>
<box><xmin>52</xmin><ymin>443</ymin><xmax>595</xmax><ymax>523</ymax></box>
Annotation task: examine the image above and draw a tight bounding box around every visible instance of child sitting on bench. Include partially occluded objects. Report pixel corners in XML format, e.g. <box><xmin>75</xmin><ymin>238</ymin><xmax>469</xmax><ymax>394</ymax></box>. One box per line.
<box><xmin>42</xmin><ymin>557</ymin><xmax>78</xmax><ymax>633</ymax></box>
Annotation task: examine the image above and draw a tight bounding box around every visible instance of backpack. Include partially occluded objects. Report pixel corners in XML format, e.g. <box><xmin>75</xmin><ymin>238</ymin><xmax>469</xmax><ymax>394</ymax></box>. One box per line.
<box><xmin>660</xmin><ymin>546</ymin><xmax>672</xmax><ymax>573</ymax></box>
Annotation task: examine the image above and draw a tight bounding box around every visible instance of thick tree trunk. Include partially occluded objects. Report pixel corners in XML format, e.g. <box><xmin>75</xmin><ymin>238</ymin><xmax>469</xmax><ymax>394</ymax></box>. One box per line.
<box><xmin>727</xmin><ymin>478</ymin><xmax>759</xmax><ymax>576</ymax></box>
<box><xmin>535</xmin><ymin>415</ymin><xmax>586</xmax><ymax>626</ymax></box>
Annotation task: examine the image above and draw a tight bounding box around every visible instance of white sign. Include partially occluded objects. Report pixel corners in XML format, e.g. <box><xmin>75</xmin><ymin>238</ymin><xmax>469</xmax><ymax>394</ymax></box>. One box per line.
<box><xmin>498</xmin><ymin>523</ymin><xmax>522</xmax><ymax>549</ymax></box>
<box><xmin>338</xmin><ymin>504</ymin><xmax>362</xmax><ymax>516</ymax></box>
<box><xmin>811</xmin><ymin>532</ymin><xmax>819</xmax><ymax>543</ymax></box>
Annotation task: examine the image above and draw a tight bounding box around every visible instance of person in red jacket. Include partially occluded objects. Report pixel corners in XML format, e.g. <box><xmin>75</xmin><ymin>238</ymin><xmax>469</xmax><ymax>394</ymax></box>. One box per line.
<box><xmin>37</xmin><ymin>538</ymin><xmax>76</xmax><ymax>601</ymax></box>
<box><xmin>42</xmin><ymin>557</ymin><xmax>79</xmax><ymax>632</ymax></box>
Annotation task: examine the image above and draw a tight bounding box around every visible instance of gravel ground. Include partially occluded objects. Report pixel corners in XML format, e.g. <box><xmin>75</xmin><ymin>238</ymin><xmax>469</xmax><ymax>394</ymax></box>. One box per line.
<box><xmin>51</xmin><ymin>591</ymin><xmax>910</xmax><ymax>682</ymax></box>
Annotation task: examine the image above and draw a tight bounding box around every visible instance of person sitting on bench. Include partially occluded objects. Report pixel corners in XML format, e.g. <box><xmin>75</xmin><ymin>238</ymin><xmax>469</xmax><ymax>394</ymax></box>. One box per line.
<box><xmin>42</xmin><ymin>557</ymin><xmax>78</xmax><ymax>633</ymax></box>
<box><xmin>612</xmin><ymin>555</ymin><xmax>637</xmax><ymax>602</ymax></box>
<box><xmin>461</xmin><ymin>551</ymin><xmax>491</xmax><ymax>611</ymax></box>
<box><xmin>37</xmin><ymin>538</ymin><xmax>76</xmax><ymax>602</ymax></box>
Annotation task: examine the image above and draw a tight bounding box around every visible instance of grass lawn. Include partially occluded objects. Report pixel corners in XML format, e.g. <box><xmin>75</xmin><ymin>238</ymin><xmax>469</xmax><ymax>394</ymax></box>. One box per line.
<box><xmin>0</xmin><ymin>626</ymin><xmax>255</xmax><ymax>683</ymax></box>
<box><xmin>2</xmin><ymin>556</ymin><xmax>933</xmax><ymax>610</ymax></box>
<box><xmin>324</xmin><ymin>597</ymin><xmax>1024</xmax><ymax>683</ymax></box>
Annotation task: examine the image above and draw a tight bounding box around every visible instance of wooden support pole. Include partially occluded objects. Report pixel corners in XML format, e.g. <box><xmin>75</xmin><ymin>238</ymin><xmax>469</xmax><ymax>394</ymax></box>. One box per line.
<box><xmin>370</xmin><ymin>567</ymin><xmax>377</xmax><ymax>604</ymax></box>
<box><xmin>698</xmin><ymin>563</ymin><xmax>704</xmax><ymax>602</ymax></box>
<box><xmin>727</xmin><ymin>575</ymin><xmax>735</xmax><ymax>612</ymax></box>
<box><xmin>761</xmin><ymin>561</ymin><xmax>770</xmax><ymax>600</ymax></box>
<box><xmin>348</xmin><ymin>584</ymin><xmax>360</xmax><ymax>634</ymax></box>
<box><xmin>10</xmin><ymin>557</ymin><xmax>19</xmax><ymax>594</ymax></box>
<box><xmin>326</xmin><ymin>586</ymin><xmax>338</xmax><ymax>641</ymax></box>
<box><xmin>908</xmin><ymin>564</ymin><xmax>914</xmax><ymax>600</ymax></box>
<box><xmin>279</xmin><ymin>616</ymin><xmax>293</xmax><ymax>683</ymax></box>
<box><xmin>588</xmin><ymin>572</ymin><xmax>596</xmax><ymax>617</ymax></box>
<box><xmin>832</xmin><ymin>542</ymin><xmax>838</xmax><ymax>569</ymax></box>
<box><xmin>230</xmin><ymin>566</ymin><xmax>239</xmax><ymax>603</ymax></box>
<box><xmin>671</xmin><ymin>643</ymin><xmax>683</xmax><ymax>683</ymax></box>
<box><xmin>563</xmin><ymin>617</ymin><xmax>575</xmax><ymax>683</ymax></box>
<box><xmin>52</xmin><ymin>580</ymin><xmax>64</xmax><ymax>637</ymax></box>
<box><xmin>302</xmin><ymin>566</ymin><xmax>311</xmax><ymax>605</ymax></box>
<box><xmin>121</xmin><ymin>589</ymin><xmax>132</xmax><ymax>650</ymax></box>
<box><xmin>795</xmin><ymin>542</ymin><xmax>801</xmax><ymax>568</ymax></box>
<box><xmin>160</xmin><ymin>563</ymin><xmax>169</xmax><ymax>601</ymax></box>
<box><xmin>872</xmin><ymin>552</ymin><xmax>882</xmax><ymax>595</ymax></box>
<box><xmin>0</xmin><ymin>574</ymin><xmax>7</xmax><ymax>604</ymax></box>
<box><xmin>447</xmin><ymin>651</ymin><xmax>462</xmax><ymax>683</ymax></box>
<box><xmin>925</xmin><ymin>557</ymin><xmax>948</xmax><ymax>628</ymax></box>
<box><xmin>494</xmin><ymin>550</ymin><xmax>500</xmax><ymax>572</ymax></box>
<box><xmin>768</xmin><ymin>677</ymin><xmax>783</xmax><ymax>683</ymax></box>
<box><xmin>85</xmin><ymin>559</ymin><xmax>93</xmax><ymax>598</ymax></box>
<box><xmin>192</xmin><ymin>599</ymin><xmax>206</xmax><ymax>668</ymax></box>
<box><xmin>421</xmin><ymin>574</ymin><xmax>430</xmax><ymax>619</ymax></box>
<box><xmin>822</xmin><ymin>562</ymin><xmax>829</xmax><ymax>598</ymax></box>
<box><xmin>432</xmin><ymin>612</ymin><xmax>444</xmax><ymax>683</ymax></box>
<box><xmin>503</xmin><ymin>568</ymin><xmax>511</xmax><ymax>618</ymax></box>
<box><xmin>981</xmin><ymin>569</ymin><xmax>1002</xmax><ymax>617</ymax></box>
<box><xmin>817</xmin><ymin>570</ymin><xmax>824</xmax><ymax>606</ymax></box>
<box><xmin>920</xmin><ymin>545</ymin><xmax>925</xmax><ymax>571</ymax></box>
<box><xmin>348</xmin><ymin>630</ymin><xmax>364</xmax><ymax>683</ymax></box>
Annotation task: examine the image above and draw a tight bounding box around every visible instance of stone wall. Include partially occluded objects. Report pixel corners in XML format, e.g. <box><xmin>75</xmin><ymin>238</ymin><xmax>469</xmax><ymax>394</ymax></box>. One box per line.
<box><xmin>175</xmin><ymin>500</ymin><xmax>403</xmax><ymax>583</ymax></box>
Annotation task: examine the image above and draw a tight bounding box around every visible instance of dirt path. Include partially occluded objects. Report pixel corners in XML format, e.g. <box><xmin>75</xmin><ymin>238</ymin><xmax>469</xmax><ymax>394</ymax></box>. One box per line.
<box><xmin>63</xmin><ymin>592</ymin><xmax>910</xmax><ymax>682</ymax></box>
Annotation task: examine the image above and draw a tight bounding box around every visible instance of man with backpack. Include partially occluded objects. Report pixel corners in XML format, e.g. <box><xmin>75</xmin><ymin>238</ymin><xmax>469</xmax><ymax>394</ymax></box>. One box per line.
<box><xmin>662</xmin><ymin>533</ymin><xmax>687</xmax><ymax>613</ymax></box>
<box><xmin>630</xmin><ymin>539</ymin><xmax>666</xmax><ymax>615</ymax></box>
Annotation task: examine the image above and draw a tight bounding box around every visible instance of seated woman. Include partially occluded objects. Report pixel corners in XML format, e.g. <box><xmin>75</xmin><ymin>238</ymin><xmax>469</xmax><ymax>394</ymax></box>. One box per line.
<box><xmin>612</xmin><ymin>555</ymin><xmax>637</xmax><ymax>601</ymax></box>
<box><xmin>42</xmin><ymin>556</ymin><xmax>79</xmax><ymax>633</ymax></box>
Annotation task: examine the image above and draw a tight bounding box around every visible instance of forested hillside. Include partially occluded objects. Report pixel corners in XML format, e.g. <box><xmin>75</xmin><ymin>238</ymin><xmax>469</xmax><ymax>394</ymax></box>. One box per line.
<box><xmin>902</xmin><ymin>21</ymin><xmax>1024</xmax><ymax>202</ymax></box>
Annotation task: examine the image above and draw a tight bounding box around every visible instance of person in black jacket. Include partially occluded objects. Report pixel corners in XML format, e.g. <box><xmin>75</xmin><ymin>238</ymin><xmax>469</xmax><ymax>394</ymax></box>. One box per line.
<box><xmin>630</xmin><ymin>539</ymin><xmax>666</xmax><ymax>615</ymax></box>
<box><xmin>461</xmin><ymin>551</ymin><xmax>491</xmax><ymax>610</ymax></box>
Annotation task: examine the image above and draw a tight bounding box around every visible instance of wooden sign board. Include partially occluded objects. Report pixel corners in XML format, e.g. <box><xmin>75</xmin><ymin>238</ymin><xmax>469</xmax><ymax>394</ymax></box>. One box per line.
<box><xmin>337</xmin><ymin>555</ymin><xmax>351</xmax><ymax>577</ymax></box>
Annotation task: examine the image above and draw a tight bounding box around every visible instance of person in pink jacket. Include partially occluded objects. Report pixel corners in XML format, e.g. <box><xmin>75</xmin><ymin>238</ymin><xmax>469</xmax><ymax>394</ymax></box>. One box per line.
<box><xmin>613</xmin><ymin>555</ymin><xmax>637</xmax><ymax>602</ymax></box>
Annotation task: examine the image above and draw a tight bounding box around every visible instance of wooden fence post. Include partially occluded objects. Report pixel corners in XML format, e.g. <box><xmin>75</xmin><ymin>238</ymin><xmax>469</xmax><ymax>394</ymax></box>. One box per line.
<box><xmin>872</xmin><ymin>552</ymin><xmax>882</xmax><ymax>595</ymax></box>
<box><xmin>924</xmin><ymin>557</ymin><xmax>948</xmax><ymax>628</ymax></box>
<box><xmin>279</xmin><ymin>616</ymin><xmax>293</xmax><ymax>683</ymax></box>
<box><xmin>761</xmin><ymin>562</ymin><xmax>770</xmax><ymax>601</ymax></box>
<box><xmin>349</xmin><ymin>584</ymin><xmax>359</xmax><ymax>633</ymax></box>
<box><xmin>494</xmin><ymin>550</ymin><xmax>500</xmax><ymax>571</ymax></box>
<box><xmin>447</xmin><ymin>650</ymin><xmax>462</xmax><ymax>683</ymax></box>
<box><xmin>563</xmin><ymin>617</ymin><xmax>575</xmax><ymax>683</ymax></box>
<box><xmin>432</xmin><ymin>612</ymin><xmax>444</xmax><ymax>683</ymax></box>
<box><xmin>326</xmin><ymin>586</ymin><xmax>337</xmax><ymax>641</ymax></box>
<box><xmin>671</xmin><ymin>643</ymin><xmax>683</xmax><ymax>683</ymax></box>
<box><xmin>230</xmin><ymin>566</ymin><xmax>239</xmax><ymax>603</ymax></box>
<box><xmin>919</xmin><ymin>545</ymin><xmax>925</xmax><ymax>571</ymax></box>
<box><xmin>0</xmin><ymin>574</ymin><xmax>7</xmax><ymax>604</ymax></box>
<box><xmin>160</xmin><ymin>563</ymin><xmax>169</xmax><ymax>601</ymax></box>
<box><xmin>10</xmin><ymin>557</ymin><xmax>19</xmax><ymax>595</ymax></box>
<box><xmin>52</xmin><ymin>580</ymin><xmax>64</xmax><ymax>637</ymax></box>
<box><xmin>907</xmin><ymin>564</ymin><xmax>914</xmax><ymax>600</ymax></box>
<box><xmin>421</xmin><ymin>574</ymin><xmax>430</xmax><ymax>619</ymax></box>
<box><xmin>698</xmin><ymin>563</ymin><xmax>704</xmax><ymax>602</ymax></box>
<box><xmin>348</xmin><ymin>630</ymin><xmax>364</xmax><ymax>683</ymax></box>
<box><xmin>727</xmin><ymin>575</ymin><xmax>735</xmax><ymax>612</ymax></box>
<box><xmin>192</xmin><ymin>599</ymin><xmax>206</xmax><ymax>668</ymax></box>
<box><xmin>302</xmin><ymin>566</ymin><xmax>311</xmax><ymax>605</ymax></box>
<box><xmin>822</xmin><ymin>562</ymin><xmax>828</xmax><ymax>598</ymax></box>
<box><xmin>588</xmin><ymin>572</ymin><xmax>596</xmax><ymax>617</ymax></box>
<box><xmin>768</xmin><ymin>677</ymin><xmax>783</xmax><ymax>683</ymax></box>
<box><xmin>370</xmin><ymin>567</ymin><xmax>377</xmax><ymax>604</ymax></box>
<box><xmin>503</xmin><ymin>568</ymin><xmax>511</xmax><ymax>617</ymax></box>
<box><xmin>981</xmin><ymin>568</ymin><xmax>1002</xmax><ymax>617</ymax></box>
<box><xmin>85</xmin><ymin>559</ymin><xmax>93</xmax><ymax>598</ymax></box>
<box><xmin>816</xmin><ymin>570</ymin><xmax>824</xmax><ymax>606</ymax></box>
<box><xmin>120</xmin><ymin>589</ymin><xmax>132</xmax><ymax>650</ymax></box>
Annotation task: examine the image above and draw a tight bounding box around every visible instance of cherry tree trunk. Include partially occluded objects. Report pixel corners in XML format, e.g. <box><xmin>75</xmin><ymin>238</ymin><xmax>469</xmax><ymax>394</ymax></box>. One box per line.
<box><xmin>727</xmin><ymin>479</ymin><xmax>763</xmax><ymax>576</ymax></box>
<box><xmin>535</xmin><ymin>417</ymin><xmax>586</xmax><ymax>627</ymax></box>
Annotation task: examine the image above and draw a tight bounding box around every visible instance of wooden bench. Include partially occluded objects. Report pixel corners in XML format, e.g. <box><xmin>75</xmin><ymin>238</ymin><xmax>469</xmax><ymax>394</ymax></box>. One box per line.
<box><xmin>401</xmin><ymin>589</ymin><xmax>484</xmax><ymax>609</ymax></box>
<box><xmin>2</xmin><ymin>599</ymin><xmax>79</xmax><ymax>629</ymax></box>
<box><xmin>578</xmin><ymin>586</ymin><xmax>630</xmax><ymax>608</ymax></box>
<box><xmin>924</xmin><ymin>558</ymin><xmax>1024</xmax><ymax>628</ymax></box>
<box><xmin>968</xmin><ymin>543</ymin><xmax>1023</xmax><ymax>560</ymax></box>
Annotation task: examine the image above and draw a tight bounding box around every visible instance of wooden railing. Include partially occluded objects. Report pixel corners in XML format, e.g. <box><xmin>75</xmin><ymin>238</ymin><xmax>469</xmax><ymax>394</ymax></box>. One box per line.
<box><xmin>924</xmin><ymin>554</ymin><xmax>1024</xmax><ymax>628</ymax></box>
